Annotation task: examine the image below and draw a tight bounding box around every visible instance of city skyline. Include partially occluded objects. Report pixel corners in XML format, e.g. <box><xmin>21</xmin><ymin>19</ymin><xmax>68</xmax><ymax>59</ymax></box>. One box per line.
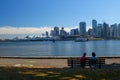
<box><xmin>1</xmin><ymin>0</ymin><xmax>120</xmax><ymax>38</ymax></box>
<box><xmin>1</xmin><ymin>20</ymin><xmax>120</xmax><ymax>39</ymax></box>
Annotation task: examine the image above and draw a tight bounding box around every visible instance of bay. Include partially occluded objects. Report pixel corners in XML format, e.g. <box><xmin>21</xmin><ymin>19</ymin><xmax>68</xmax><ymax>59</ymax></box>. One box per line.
<box><xmin>0</xmin><ymin>40</ymin><xmax>120</xmax><ymax>57</ymax></box>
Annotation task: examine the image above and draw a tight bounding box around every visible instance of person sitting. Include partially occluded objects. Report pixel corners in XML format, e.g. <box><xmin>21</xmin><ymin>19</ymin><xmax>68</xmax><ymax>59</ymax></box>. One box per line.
<box><xmin>89</xmin><ymin>52</ymin><xmax>97</xmax><ymax>68</ymax></box>
<box><xmin>80</xmin><ymin>53</ymin><xmax>88</xmax><ymax>68</ymax></box>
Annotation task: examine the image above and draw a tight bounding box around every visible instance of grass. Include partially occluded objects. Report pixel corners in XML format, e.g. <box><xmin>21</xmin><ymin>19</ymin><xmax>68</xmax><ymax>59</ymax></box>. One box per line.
<box><xmin>0</xmin><ymin>67</ymin><xmax>120</xmax><ymax>80</ymax></box>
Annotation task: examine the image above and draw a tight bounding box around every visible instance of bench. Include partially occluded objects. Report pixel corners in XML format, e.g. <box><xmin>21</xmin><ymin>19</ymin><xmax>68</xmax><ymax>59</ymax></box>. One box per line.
<box><xmin>68</xmin><ymin>57</ymin><xmax>105</xmax><ymax>69</ymax></box>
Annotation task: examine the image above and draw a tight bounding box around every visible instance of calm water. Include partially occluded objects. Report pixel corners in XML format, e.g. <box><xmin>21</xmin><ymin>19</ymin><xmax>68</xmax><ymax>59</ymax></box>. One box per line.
<box><xmin>0</xmin><ymin>40</ymin><xmax>120</xmax><ymax>57</ymax></box>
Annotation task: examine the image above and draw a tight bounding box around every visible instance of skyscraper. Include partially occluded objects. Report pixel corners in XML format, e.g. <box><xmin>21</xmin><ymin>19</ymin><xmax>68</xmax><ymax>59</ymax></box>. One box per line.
<box><xmin>54</xmin><ymin>26</ymin><xmax>59</xmax><ymax>36</ymax></box>
<box><xmin>97</xmin><ymin>24</ymin><xmax>103</xmax><ymax>38</ymax></box>
<box><xmin>88</xmin><ymin>28</ymin><xmax>93</xmax><ymax>36</ymax></box>
<box><xmin>70</xmin><ymin>28</ymin><xmax>79</xmax><ymax>36</ymax></box>
<box><xmin>92</xmin><ymin>19</ymin><xmax>97</xmax><ymax>37</ymax></box>
<box><xmin>103</xmin><ymin>22</ymin><xmax>109</xmax><ymax>39</ymax></box>
<box><xmin>113</xmin><ymin>23</ymin><xmax>118</xmax><ymax>39</ymax></box>
<box><xmin>109</xmin><ymin>25</ymin><xmax>114</xmax><ymax>38</ymax></box>
<box><xmin>46</xmin><ymin>31</ymin><xmax>49</xmax><ymax>37</ymax></box>
<box><xmin>60</xmin><ymin>27</ymin><xmax>67</xmax><ymax>36</ymax></box>
<box><xmin>79</xmin><ymin>22</ymin><xmax>86</xmax><ymax>37</ymax></box>
<box><xmin>118</xmin><ymin>24</ymin><xmax>120</xmax><ymax>38</ymax></box>
<box><xmin>50</xmin><ymin>26</ymin><xmax>59</xmax><ymax>37</ymax></box>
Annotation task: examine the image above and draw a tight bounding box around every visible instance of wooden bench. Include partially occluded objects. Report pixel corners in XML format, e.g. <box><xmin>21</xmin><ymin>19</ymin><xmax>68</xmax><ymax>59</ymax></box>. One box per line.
<box><xmin>68</xmin><ymin>57</ymin><xmax>105</xmax><ymax>69</ymax></box>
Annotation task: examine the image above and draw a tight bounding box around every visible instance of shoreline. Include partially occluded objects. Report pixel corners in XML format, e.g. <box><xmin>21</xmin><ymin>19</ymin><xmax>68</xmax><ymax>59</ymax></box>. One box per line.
<box><xmin>0</xmin><ymin>56</ymin><xmax>120</xmax><ymax>59</ymax></box>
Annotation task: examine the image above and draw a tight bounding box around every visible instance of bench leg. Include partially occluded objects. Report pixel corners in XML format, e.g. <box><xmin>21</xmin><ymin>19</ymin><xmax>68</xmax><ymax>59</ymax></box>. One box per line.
<box><xmin>71</xmin><ymin>60</ymin><xmax>73</xmax><ymax>68</ymax></box>
<box><xmin>99</xmin><ymin>60</ymin><xmax>101</xmax><ymax>69</ymax></box>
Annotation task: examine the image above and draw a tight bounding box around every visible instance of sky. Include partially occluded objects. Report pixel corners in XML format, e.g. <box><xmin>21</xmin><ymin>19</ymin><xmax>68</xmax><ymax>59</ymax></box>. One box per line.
<box><xmin>0</xmin><ymin>0</ymin><xmax>120</xmax><ymax>39</ymax></box>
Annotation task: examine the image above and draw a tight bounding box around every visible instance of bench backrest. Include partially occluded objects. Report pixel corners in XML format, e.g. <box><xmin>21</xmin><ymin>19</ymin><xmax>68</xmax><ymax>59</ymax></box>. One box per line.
<box><xmin>68</xmin><ymin>58</ymin><xmax>105</xmax><ymax>66</ymax></box>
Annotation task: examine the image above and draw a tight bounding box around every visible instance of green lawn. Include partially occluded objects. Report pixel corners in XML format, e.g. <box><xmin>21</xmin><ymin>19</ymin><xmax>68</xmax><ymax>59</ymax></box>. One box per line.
<box><xmin>0</xmin><ymin>67</ymin><xmax>120</xmax><ymax>80</ymax></box>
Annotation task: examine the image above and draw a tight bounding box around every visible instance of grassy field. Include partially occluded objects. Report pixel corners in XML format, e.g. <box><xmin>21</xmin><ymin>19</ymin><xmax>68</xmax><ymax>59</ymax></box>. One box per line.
<box><xmin>0</xmin><ymin>67</ymin><xmax>120</xmax><ymax>80</ymax></box>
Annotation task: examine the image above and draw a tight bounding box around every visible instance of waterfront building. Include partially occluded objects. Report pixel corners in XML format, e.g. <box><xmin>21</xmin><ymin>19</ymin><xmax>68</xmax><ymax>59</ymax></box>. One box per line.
<box><xmin>50</xmin><ymin>30</ymin><xmax>54</xmax><ymax>36</ymax></box>
<box><xmin>88</xmin><ymin>28</ymin><xmax>93</xmax><ymax>37</ymax></box>
<box><xmin>118</xmin><ymin>23</ymin><xmax>120</xmax><ymax>38</ymax></box>
<box><xmin>70</xmin><ymin>29</ymin><xmax>74</xmax><ymax>36</ymax></box>
<box><xmin>70</xmin><ymin>28</ymin><xmax>79</xmax><ymax>36</ymax></box>
<box><xmin>46</xmin><ymin>31</ymin><xmax>49</xmax><ymax>37</ymax></box>
<box><xmin>42</xmin><ymin>33</ymin><xmax>45</xmax><ymax>37</ymax></box>
<box><xmin>109</xmin><ymin>25</ymin><xmax>114</xmax><ymax>38</ymax></box>
<box><xmin>112</xmin><ymin>23</ymin><xmax>118</xmax><ymax>39</ymax></box>
<box><xmin>50</xmin><ymin>26</ymin><xmax>59</xmax><ymax>37</ymax></box>
<box><xmin>97</xmin><ymin>24</ymin><xmax>103</xmax><ymax>38</ymax></box>
<box><xmin>60</xmin><ymin>27</ymin><xmax>67</xmax><ymax>36</ymax></box>
<box><xmin>54</xmin><ymin>26</ymin><xmax>59</xmax><ymax>36</ymax></box>
<box><xmin>103</xmin><ymin>22</ymin><xmax>109</xmax><ymax>39</ymax></box>
<box><xmin>79</xmin><ymin>22</ymin><xmax>86</xmax><ymax>37</ymax></box>
<box><xmin>92</xmin><ymin>19</ymin><xmax>97</xmax><ymax>37</ymax></box>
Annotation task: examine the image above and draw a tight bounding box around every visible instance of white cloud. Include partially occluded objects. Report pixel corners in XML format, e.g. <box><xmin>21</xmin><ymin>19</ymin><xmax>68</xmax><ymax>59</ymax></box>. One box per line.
<box><xmin>0</xmin><ymin>26</ymin><xmax>71</xmax><ymax>39</ymax></box>
<box><xmin>0</xmin><ymin>26</ymin><xmax>79</xmax><ymax>35</ymax></box>
<box><xmin>0</xmin><ymin>26</ymin><xmax>51</xmax><ymax>34</ymax></box>
<box><xmin>0</xmin><ymin>26</ymin><xmax>91</xmax><ymax>34</ymax></box>
<box><xmin>0</xmin><ymin>26</ymin><xmax>91</xmax><ymax>39</ymax></box>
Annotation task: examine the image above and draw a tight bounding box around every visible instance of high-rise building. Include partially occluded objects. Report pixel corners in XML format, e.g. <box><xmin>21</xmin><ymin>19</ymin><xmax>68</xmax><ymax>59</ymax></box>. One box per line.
<box><xmin>109</xmin><ymin>25</ymin><xmax>114</xmax><ymax>38</ymax></box>
<box><xmin>50</xmin><ymin>30</ymin><xmax>54</xmax><ymax>36</ymax></box>
<box><xmin>50</xmin><ymin>26</ymin><xmax>59</xmax><ymax>37</ymax></box>
<box><xmin>88</xmin><ymin>28</ymin><xmax>93</xmax><ymax>36</ymax></box>
<box><xmin>103</xmin><ymin>22</ymin><xmax>109</xmax><ymax>39</ymax></box>
<box><xmin>46</xmin><ymin>31</ymin><xmax>49</xmax><ymax>37</ymax></box>
<box><xmin>70</xmin><ymin>28</ymin><xmax>79</xmax><ymax>36</ymax></box>
<box><xmin>79</xmin><ymin>22</ymin><xmax>86</xmax><ymax>37</ymax></box>
<box><xmin>113</xmin><ymin>23</ymin><xmax>118</xmax><ymax>38</ymax></box>
<box><xmin>97</xmin><ymin>24</ymin><xmax>103</xmax><ymax>38</ymax></box>
<box><xmin>60</xmin><ymin>27</ymin><xmax>67</xmax><ymax>36</ymax></box>
<box><xmin>54</xmin><ymin>26</ymin><xmax>59</xmax><ymax>36</ymax></box>
<box><xmin>92</xmin><ymin>19</ymin><xmax>97</xmax><ymax>37</ymax></box>
<box><xmin>118</xmin><ymin>24</ymin><xmax>120</xmax><ymax>38</ymax></box>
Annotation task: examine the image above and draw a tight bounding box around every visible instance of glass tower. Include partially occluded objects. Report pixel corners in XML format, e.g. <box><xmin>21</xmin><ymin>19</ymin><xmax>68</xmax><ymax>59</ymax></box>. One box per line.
<box><xmin>79</xmin><ymin>22</ymin><xmax>86</xmax><ymax>37</ymax></box>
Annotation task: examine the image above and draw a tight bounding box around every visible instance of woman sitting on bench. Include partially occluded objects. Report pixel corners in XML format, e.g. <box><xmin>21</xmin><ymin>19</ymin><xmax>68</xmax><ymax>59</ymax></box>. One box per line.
<box><xmin>80</xmin><ymin>53</ymin><xmax>88</xmax><ymax>68</ymax></box>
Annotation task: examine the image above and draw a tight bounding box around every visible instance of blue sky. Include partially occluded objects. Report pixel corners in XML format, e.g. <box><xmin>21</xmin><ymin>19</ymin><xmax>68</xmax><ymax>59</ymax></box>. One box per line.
<box><xmin>1</xmin><ymin>0</ymin><xmax>120</xmax><ymax>27</ymax></box>
<box><xmin>0</xmin><ymin>0</ymin><xmax>120</xmax><ymax>38</ymax></box>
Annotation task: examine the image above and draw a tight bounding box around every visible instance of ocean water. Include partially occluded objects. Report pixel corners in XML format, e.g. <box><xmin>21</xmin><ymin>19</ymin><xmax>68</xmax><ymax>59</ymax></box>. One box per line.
<box><xmin>0</xmin><ymin>40</ymin><xmax>120</xmax><ymax>57</ymax></box>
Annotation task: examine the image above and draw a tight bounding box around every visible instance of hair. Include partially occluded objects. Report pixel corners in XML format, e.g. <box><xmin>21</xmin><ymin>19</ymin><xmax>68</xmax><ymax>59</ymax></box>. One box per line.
<box><xmin>83</xmin><ymin>52</ymin><xmax>86</xmax><ymax>56</ymax></box>
<box><xmin>92</xmin><ymin>52</ymin><xmax>96</xmax><ymax>57</ymax></box>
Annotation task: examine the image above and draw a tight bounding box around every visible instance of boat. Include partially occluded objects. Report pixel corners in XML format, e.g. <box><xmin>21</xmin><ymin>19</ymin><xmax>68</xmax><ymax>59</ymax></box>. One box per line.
<box><xmin>75</xmin><ymin>38</ymin><xmax>88</xmax><ymax>42</ymax></box>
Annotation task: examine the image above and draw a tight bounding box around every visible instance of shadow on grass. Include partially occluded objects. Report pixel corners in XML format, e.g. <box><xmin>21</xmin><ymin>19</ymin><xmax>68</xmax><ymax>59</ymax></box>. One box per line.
<box><xmin>0</xmin><ymin>67</ymin><xmax>120</xmax><ymax>80</ymax></box>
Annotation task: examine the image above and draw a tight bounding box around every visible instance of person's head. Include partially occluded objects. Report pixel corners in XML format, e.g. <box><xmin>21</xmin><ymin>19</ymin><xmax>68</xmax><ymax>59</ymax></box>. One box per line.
<box><xmin>83</xmin><ymin>52</ymin><xmax>86</xmax><ymax>56</ymax></box>
<box><xmin>92</xmin><ymin>52</ymin><xmax>96</xmax><ymax>57</ymax></box>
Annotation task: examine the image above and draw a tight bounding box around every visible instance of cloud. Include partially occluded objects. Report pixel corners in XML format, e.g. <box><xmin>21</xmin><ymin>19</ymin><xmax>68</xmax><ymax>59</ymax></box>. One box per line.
<box><xmin>0</xmin><ymin>26</ymin><xmax>51</xmax><ymax>34</ymax></box>
<box><xmin>0</xmin><ymin>26</ymin><xmax>91</xmax><ymax>34</ymax></box>
<box><xmin>0</xmin><ymin>26</ymin><xmax>91</xmax><ymax>39</ymax></box>
<box><xmin>0</xmin><ymin>26</ymin><xmax>72</xmax><ymax>39</ymax></box>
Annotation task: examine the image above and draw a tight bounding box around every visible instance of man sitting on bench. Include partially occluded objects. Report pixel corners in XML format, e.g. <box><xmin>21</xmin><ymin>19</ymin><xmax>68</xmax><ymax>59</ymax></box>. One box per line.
<box><xmin>89</xmin><ymin>52</ymin><xmax>97</xmax><ymax>68</ymax></box>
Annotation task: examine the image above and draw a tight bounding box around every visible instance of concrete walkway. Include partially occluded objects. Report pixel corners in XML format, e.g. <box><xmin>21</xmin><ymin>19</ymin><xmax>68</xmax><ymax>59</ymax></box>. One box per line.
<box><xmin>0</xmin><ymin>58</ymin><xmax>68</xmax><ymax>68</ymax></box>
<box><xmin>0</xmin><ymin>58</ymin><xmax>120</xmax><ymax>68</ymax></box>
<box><xmin>105</xmin><ymin>58</ymin><xmax>120</xmax><ymax>64</ymax></box>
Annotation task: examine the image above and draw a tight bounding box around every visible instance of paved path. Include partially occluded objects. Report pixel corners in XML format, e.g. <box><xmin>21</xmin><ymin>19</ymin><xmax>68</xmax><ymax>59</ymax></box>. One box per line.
<box><xmin>0</xmin><ymin>58</ymin><xmax>120</xmax><ymax>68</ymax></box>
<box><xmin>105</xmin><ymin>58</ymin><xmax>120</xmax><ymax>64</ymax></box>
<box><xmin>0</xmin><ymin>58</ymin><xmax>68</xmax><ymax>68</ymax></box>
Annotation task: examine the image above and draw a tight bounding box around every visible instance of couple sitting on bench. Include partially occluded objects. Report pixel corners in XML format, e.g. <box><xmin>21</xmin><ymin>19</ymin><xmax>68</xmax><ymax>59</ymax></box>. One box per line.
<box><xmin>80</xmin><ymin>52</ymin><xmax>97</xmax><ymax>68</ymax></box>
